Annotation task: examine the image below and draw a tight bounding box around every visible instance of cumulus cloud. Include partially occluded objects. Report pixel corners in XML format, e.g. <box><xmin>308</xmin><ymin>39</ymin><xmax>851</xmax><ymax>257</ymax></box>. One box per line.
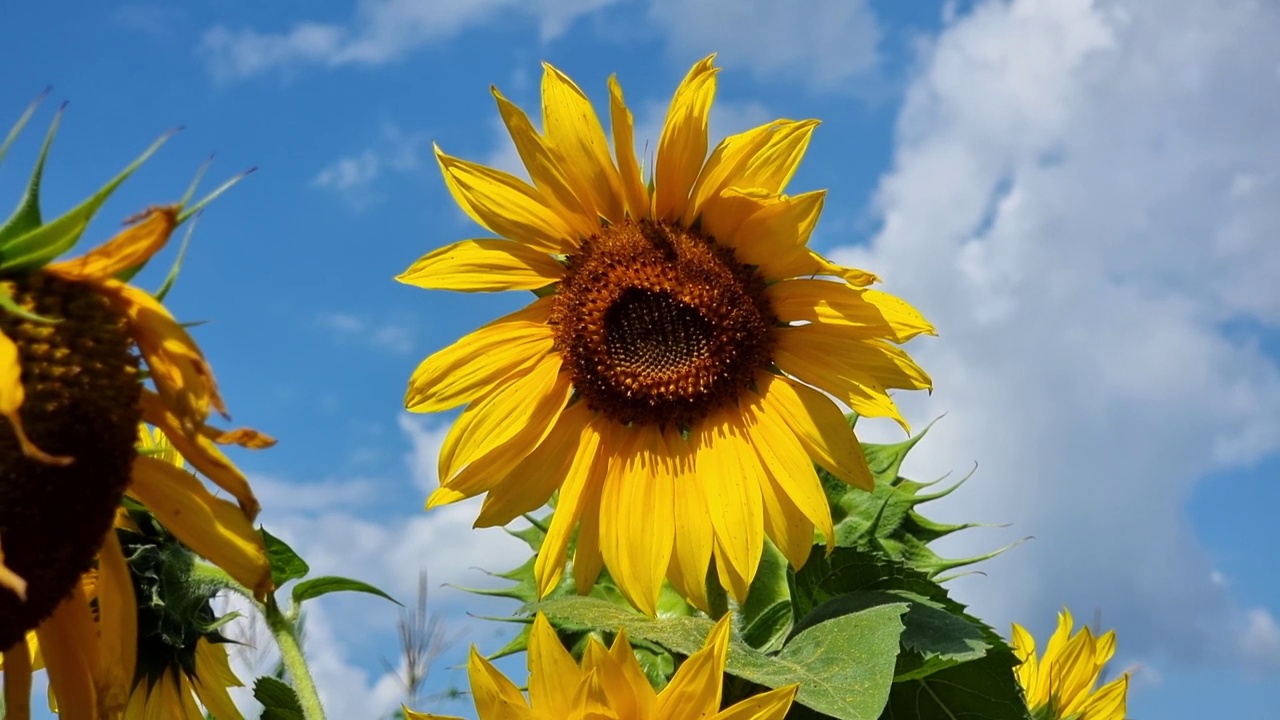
<box><xmin>832</xmin><ymin>0</ymin><xmax>1280</xmax><ymax>671</ymax></box>
<box><xmin>649</xmin><ymin>0</ymin><xmax>881</xmax><ymax>89</ymax></box>
<box><xmin>316</xmin><ymin>311</ymin><xmax>417</xmax><ymax>354</ymax></box>
<box><xmin>199</xmin><ymin>0</ymin><xmax>621</xmax><ymax>82</ymax></box>
<box><xmin>311</xmin><ymin>122</ymin><xmax>427</xmax><ymax>209</ymax></box>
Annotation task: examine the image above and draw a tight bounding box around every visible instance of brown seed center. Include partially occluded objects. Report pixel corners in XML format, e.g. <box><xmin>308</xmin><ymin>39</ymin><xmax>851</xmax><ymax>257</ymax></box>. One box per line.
<box><xmin>550</xmin><ymin>220</ymin><xmax>775</xmax><ymax>427</ymax></box>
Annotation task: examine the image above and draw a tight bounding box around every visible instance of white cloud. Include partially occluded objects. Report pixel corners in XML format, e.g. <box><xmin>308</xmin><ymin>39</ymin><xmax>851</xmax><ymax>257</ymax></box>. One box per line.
<box><xmin>200</xmin><ymin>0</ymin><xmax>621</xmax><ymax>81</ymax></box>
<box><xmin>312</xmin><ymin>122</ymin><xmax>427</xmax><ymax>209</ymax></box>
<box><xmin>649</xmin><ymin>0</ymin><xmax>881</xmax><ymax>89</ymax></box>
<box><xmin>834</xmin><ymin>0</ymin><xmax>1280</xmax><ymax>670</ymax></box>
<box><xmin>316</xmin><ymin>311</ymin><xmax>416</xmax><ymax>354</ymax></box>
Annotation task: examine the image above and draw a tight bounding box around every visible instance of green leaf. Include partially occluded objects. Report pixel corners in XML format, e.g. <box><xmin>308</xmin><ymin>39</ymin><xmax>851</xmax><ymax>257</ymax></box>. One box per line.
<box><xmin>737</xmin><ymin>541</ymin><xmax>793</xmax><ymax>653</ymax></box>
<box><xmin>291</xmin><ymin>575</ymin><xmax>400</xmax><ymax>607</ymax></box>
<box><xmin>880</xmin><ymin>649</ymin><xmax>1032</xmax><ymax>720</ymax></box>
<box><xmin>0</xmin><ymin>104</ymin><xmax>62</xmax><ymax>246</ymax></box>
<box><xmin>0</xmin><ymin>129</ymin><xmax>174</xmax><ymax>273</ymax></box>
<box><xmin>253</xmin><ymin>676</ymin><xmax>306</xmax><ymax>720</ymax></box>
<box><xmin>261</xmin><ymin>529</ymin><xmax>310</xmax><ymax>586</ymax></box>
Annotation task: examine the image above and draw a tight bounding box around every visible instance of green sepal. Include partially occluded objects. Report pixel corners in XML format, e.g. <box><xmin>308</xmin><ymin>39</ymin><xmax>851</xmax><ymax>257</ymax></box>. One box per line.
<box><xmin>0</xmin><ymin>128</ymin><xmax>176</xmax><ymax>273</ymax></box>
<box><xmin>0</xmin><ymin>284</ymin><xmax>61</xmax><ymax>324</ymax></box>
<box><xmin>152</xmin><ymin>211</ymin><xmax>196</xmax><ymax>301</ymax></box>
<box><xmin>0</xmin><ymin>88</ymin><xmax>49</xmax><ymax>168</ymax></box>
<box><xmin>0</xmin><ymin>103</ymin><xmax>62</xmax><ymax>246</ymax></box>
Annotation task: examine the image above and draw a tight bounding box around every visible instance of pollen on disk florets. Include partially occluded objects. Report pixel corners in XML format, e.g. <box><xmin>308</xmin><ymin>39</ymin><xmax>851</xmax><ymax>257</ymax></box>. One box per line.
<box><xmin>0</xmin><ymin>273</ymin><xmax>141</xmax><ymax>649</ymax></box>
<box><xmin>549</xmin><ymin>220</ymin><xmax>775</xmax><ymax>428</ymax></box>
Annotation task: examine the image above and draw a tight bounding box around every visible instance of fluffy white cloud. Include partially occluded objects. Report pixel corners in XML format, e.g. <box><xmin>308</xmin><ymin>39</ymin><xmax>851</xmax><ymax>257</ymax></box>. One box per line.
<box><xmin>200</xmin><ymin>0</ymin><xmax>621</xmax><ymax>81</ymax></box>
<box><xmin>312</xmin><ymin>122</ymin><xmax>427</xmax><ymax>209</ymax></box>
<box><xmin>833</xmin><ymin>0</ymin><xmax>1280</xmax><ymax>670</ymax></box>
<box><xmin>649</xmin><ymin>0</ymin><xmax>881</xmax><ymax>89</ymax></box>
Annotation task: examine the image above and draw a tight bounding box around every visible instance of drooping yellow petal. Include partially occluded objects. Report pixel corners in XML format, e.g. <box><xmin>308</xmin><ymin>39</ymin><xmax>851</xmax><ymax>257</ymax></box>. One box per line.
<box><xmin>0</xmin><ymin>328</ymin><xmax>69</xmax><ymax>465</ymax></box>
<box><xmin>695</xmin><ymin>412</ymin><xmax>764</xmax><ymax>603</ymax></box>
<box><xmin>767</xmin><ymin>279</ymin><xmax>935</xmax><ymax>342</ymax></box>
<box><xmin>491</xmin><ymin>86</ymin><xmax>598</xmax><ymax>238</ymax></box>
<box><xmin>535</xmin><ymin>419</ymin><xmax>606</xmax><ymax>597</ymax></box>
<box><xmin>598</xmin><ymin>426</ymin><xmax>674</xmax><ymax>616</ymax></box>
<box><xmin>743</xmin><ymin>395</ymin><xmax>834</xmax><ymax>556</ymax></box>
<box><xmin>542</xmin><ymin>63</ymin><xmax>625</xmax><ymax>224</ymax></box>
<box><xmin>435</xmin><ymin>145</ymin><xmax>578</xmax><ymax>255</ymax></box>
<box><xmin>128</xmin><ymin>455</ymin><xmax>272</xmax><ymax>598</ymax></box>
<box><xmin>758</xmin><ymin>372</ymin><xmax>872</xmax><ymax>491</ymax></box>
<box><xmin>607</xmin><ymin>75</ymin><xmax>650</xmax><ymax>219</ymax></box>
<box><xmin>46</xmin><ymin>206</ymin><xmax>177</xmax><ymax>281</ymax></box>
<box><xmin>710</xmin><ymin>685</ymin><xmax>799</xmax><ymax>720</ymax></box>
<box><xmin>3</xmin><ymin>640</ymin><xmax>33</xmax><ymax>720</ymax></box>
<box><xmin>191</xmin><ymin>639</ymin><xmax>245</xmax><ymax>720</ymax></box>
<box><xmin>397</xmin><ymin>239</ymin><xmax>564</xmax><ymax>293</ymax></box>
<box><xmin>436</xmin><ymin>354</ymin><xmax>567</xmax><ymax>487</ymax></box>
<box><xmin>654</xmin><ymin>55</ymin><xmax>718</xmax><ymax>221</ymax></box>
<box><xmin>34</xmin><ymin>586</ymin><xmax>99</xmax><ymax>720</ymax></box>
<box><xmin>140</xmin><ymin>390</ymin><xmax>260</xmax><ymax>519</ymax></box>
<box><xmin>98</xmin><ymin>278</ymin><xmax>225</xmax><ymax>425</ymax></box>
<box><xmin>97</xmin><ymin>531</ymin><xmax>137</xmax><ymax>716</ymax></box>
<box><xmin>665</xmin><ymin>430</ymin><xmax>713</xmax><ymax>613</ymax></box>
<box><xmin>407</xmin><ymin>299</ymin><xmax>554</xmax><ymax>414</ymax></box>
<box><xmin>654</xmin><ymin>615</ymin><xmax>731</xmax><ymax>720</ymax></box>
<box><xmin>201</xmin><ymin>423</ymin><xmax>277</xmax><ymax>449</ymax></box>
<box><xmin>528</xmin><ymin>613</ymin><xmax>584</xmax><ymax>720</ymax></box>
<box><xmin>572</xmin><ymin>469</ymin><xmax>606</xmax><ymax>596</ymax></box>
<box><xmin>474</xmin><ymin>401</ymin><xmax>594</xmax><ymax>527</ymax></box>
<box><xmin>467</xmin><ymin>647</ymin><xmax>535</xmax><ymax>720</ymax></box>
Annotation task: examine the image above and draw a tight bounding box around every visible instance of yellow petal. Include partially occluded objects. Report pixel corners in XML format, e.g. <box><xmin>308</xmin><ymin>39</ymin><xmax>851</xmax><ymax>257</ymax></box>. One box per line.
<box><xmin>1080</xmin><ymin>674</ymin><xmax>1128</xmax><ymax>720</ymax></box>
<box><xmin>758</xmin><ymin>372</ymin><xmax>872</xmax><ymax>491</ymax></box>
<box><xmin>128</xmin><ymin>455</ymin><xmax>273</xmax><ymax>598</ymax></box>
<box><xmin>99</xmin><ymin>278</ymin><xmax>225</xmax><ymax>425</ymax></box>
<box><xmin>655</xmin><ymin>615</ymin><xmax>730</xmax><ymax>720</ymax></box>
<box><xmin>598</xmin><ymin>426</ymin><xmax>674</xmax><ymax>616</ymax></box>
<box><xmin>695</xmin><ymin>412</ymin><xmax>764</xmax><ymax>603</ymax></box>
<box><xmin>34</xmin><ymin>586</ymin><xmax>99</xmax><ymax>720</ymax></box>
<box><xmin>491</xmin><ymin>86</ymin><xmax>599</xmax><ymax>238</ymax></box>
<box><xmin>528</xmin><ymin>613</ymin><xmax>583</xmax><ymax>719</ymax></box>
<box><xmin>542</xmin><ymin>62</ymin><xmax>625</xmax><ymax>224</ymax></box>
<box><xmin>201</xmin><ymin>423</ymin><xmax>277</xmax><ymax>449</ymax></box>
<box><xmin>665</xmin><ymin>430</ymin><xmax>713</xmax><ymax>613</ymax></box>
<box><xmin>406</xmin><ymin>298</ymin><xmax>554</xmax><ymax>414</ymax></box>
<box><xmin>608</xmin><ymin>629</ymin><xmax>657</xmax><ymax>718</ymax></box>
<box><xmin>0</xmin><ymin>328</ymin><xmax>69</xmax><ymax>465</ymax></box>
<box><xmin>535</xmin><ymin>419</ymin><xmax>606</xmax><ymax>597</ymax></box>
<box><xmin>436</xmin><ymin>145</ymin><xmax>578</xmax><ymax>255</ymax></box>
<box><xmin>684</xmin><ymin>122</ymin><xmax>782</xmax><ymax>227</ymax></box>
<box><xmin>403</xmin><ymin>709</ymin><xmax>465</xmax><ymax>720</ymax></box>
<box><xmin>607</xmin><ymin>75</ymin><xmax>651</xmax><ymax>219</ymax></box>
<box><xmin>467</xmin><ymin>646</ymin><xmax>535</xmax><ymax>720</ymax></box>
<box><xmin>654</xmin><ymin>56</ymin><xmax>718</xmax><ymax>221</ymax></box>
<box><xmin>1094</xmin><ymin>630</ymin><xmax>1117</xmax><ymax>666</ymax></box>
<box><xmin>743</xmin><ymin>395</ymin><xmax>833</xmax><ymax>556</ymax></box>
<box><xmin>728</xmin><ymin>190</ymin><xmax>826</xmax><ymax>280</ymax></box>
<box><xmin>46</xmin><ymin>206</ymin><xmax>177</xmax><ymax>281</ymax></box>
<box><xmin>3</xmin><ymin>640</ymin><xmax>33</xmax><ymax>720</ymax></box>
<box><xmin>97</xmin><ymin>532</ymin><xmax>137</xmax><ymax>716</ymax></box>
<box><xmin>767</xmin><ymin>279</ymin><xmax>935</xmax><ymax>342</ymax></box>
<box><xmin>437</xmin><ymin>354</ymin><xmax>567</xmax><ymax>485</ymax></box>
<box><xmin>711</xmin><ymin>685</ymin><xmax>799</xmax><ymax>720</ymax></box>
<box><xmin>572</xmin><ymin>469</ymin><xmax>606</xmax><ymax>596</ymax></box>
<box><xmin>191</xmin><ymin>638</ymin><xmax>245</xmax><ymax>720</ymax></box>
<box><xmin>397</xmin><ymin>239</ymin><xmax>564</xmax><ymax>293</ymax></box>
<box><xmin>140</xmin><ymin>390</ymin><xmax>261</xmax><ymax>519</ymax></box>
<box><xmin>733</xmin><ymin>120</ymin><xmax>818</xmax><ymax>195</ymax></box>
<box><xmin>701</xmin><ymin>186</ymin><xmax>776</xmax><ymax>243</ymax></box>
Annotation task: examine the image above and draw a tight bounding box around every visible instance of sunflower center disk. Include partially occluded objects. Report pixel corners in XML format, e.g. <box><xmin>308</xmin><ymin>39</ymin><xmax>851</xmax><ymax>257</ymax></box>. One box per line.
<box><xmin>551</xmin><ymin>220</ymin><xmax>775</xmax><ymax>428</ymax></box>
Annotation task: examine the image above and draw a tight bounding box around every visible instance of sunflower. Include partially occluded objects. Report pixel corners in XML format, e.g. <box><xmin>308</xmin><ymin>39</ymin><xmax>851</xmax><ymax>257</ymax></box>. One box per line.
<box><xmin>401</xmin><ymin>56</ymin><xmax>934</xmax><ymax>614</ymax></box>
<box><xmin>1012</xmin><ymin>609</ymin><xmax>1129</xmax><ymax>720</ymax></box>
<box><xmin>406</xmin><ymin>612</ymin><xmax>796</xmax><ymax>720</ymax></box>
<box><xmin>0</xmin><ymin>103</ymin><xmax>271</xmax><ymax>718</ymax></box>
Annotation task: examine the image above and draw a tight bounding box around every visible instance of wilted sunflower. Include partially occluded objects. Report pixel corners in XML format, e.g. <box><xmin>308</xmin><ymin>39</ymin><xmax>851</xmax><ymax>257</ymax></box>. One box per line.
<box><xmin>405</xmin><ymin>612</ymin><xmax>796</xmax><ymax>720</ymax></box>
<box><xmin>0</xmin><ymin>102</ymin><xmax>272</xmax><ymax>718</ymax></box>
<box><xmin>401</xmin><ymin>56</ymin><xmax>934</xmax><ymax>613</ymax></box>
<box><xmin>1012</xmin><ymin>609</ymin><xmax>1129</xmax><ymax>720</ymax></box>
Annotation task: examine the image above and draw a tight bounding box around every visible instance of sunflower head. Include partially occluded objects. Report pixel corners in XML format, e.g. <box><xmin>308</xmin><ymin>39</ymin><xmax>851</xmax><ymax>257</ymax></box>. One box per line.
<box><xmin>402</xmin><ymin>57</ymin><xmax>934</xmax><ymax>615</ymax></box>
<box><xmin>405</xmin><ymin>612</ymin><xmax>797</xmax><ymax>720</ymax></box>
<box><xmin>0</xmin><ymin>99</ymin><xmax>263</xmax><ymax>650</ymax></box>
<box><xmin>1012</xmin><ymin>609</ymin><xmax>1129</xmax><ymax>720</ymax></box>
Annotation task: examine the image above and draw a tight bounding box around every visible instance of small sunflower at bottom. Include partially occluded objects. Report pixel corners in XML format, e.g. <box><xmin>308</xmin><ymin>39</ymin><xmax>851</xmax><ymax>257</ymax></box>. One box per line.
<box><xmin>0</xmin><ymin>99</ymin><xmax>273</xmax><ymax>718</ymax></box>
<box><xmin>1012</xmin><ymin>609</ymin><xmax>1129</xmax><ymax>720</ymax></box>
<box><xmin>405</xmin><ymin>612</ymin><xmax>796</xmax><ymax>720</ymax></box>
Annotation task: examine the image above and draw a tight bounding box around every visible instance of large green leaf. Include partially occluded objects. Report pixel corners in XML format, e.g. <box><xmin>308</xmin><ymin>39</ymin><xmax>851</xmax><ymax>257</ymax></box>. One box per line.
<box><xmin>253</xmin><ymin>676</ymin><xmax>306</xmax><ymax>720</ymax></box>
<box><xmin>880</xmin><ymin>649</ymin><xmax>1032</xmax><ymax>720</ymax></box>
<box><xmin>738</xmin><ymin>541</ymin><xmax>793</xmax><ymax>653</ymax></box>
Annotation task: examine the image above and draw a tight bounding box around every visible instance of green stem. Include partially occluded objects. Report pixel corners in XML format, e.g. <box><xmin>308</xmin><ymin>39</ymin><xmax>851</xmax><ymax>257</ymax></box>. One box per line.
<box><xmin>265</xmin><ymin>597</ymin><xmax>327</xmax><ymax>720</ymax></box>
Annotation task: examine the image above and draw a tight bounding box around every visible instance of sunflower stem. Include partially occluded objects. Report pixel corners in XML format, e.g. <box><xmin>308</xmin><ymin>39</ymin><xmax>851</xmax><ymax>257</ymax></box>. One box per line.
<box><xmin>265</xmin><ymin>596</ymin><xmax>328</xmax><ymax>720</ymax></box>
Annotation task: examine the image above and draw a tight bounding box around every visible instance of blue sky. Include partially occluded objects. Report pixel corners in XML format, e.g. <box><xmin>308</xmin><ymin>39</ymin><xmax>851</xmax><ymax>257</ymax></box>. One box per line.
<box><xmin>4</xmin><ymin>0</ymin><xmax>1280</xmax><ymax>718</ymax></box>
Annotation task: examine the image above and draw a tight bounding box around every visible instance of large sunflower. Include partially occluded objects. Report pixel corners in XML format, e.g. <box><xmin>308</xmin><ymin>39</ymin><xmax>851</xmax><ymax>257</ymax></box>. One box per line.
<box><xmin>0</xmin><ymin>104</ymin><xmax>271</xmax><ymax>718</ymax></box>
<box><xmin>1012</xmin><ymin>610</ymin><xmax>1129</xmax><ymax>720</ymax></box>
<box><xmin>401</xmin><ymin>56</ymin><xmax>934</xmax><ymax>615</ymax></box>
<box><xmin>405</xmin><ymin>612</ymin><xmax>796</xmax><ymax>720</ymax></box>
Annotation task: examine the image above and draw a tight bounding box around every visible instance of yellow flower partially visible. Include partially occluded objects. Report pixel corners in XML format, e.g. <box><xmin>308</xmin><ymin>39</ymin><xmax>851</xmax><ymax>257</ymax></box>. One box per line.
<box><xmin>1012</xmin><ymin>609</ymin><xmax>1129</xmax><ymax>720</ymax></box>
<box><xmin>122</xmin><ymin>637</ymin><xmax>244</xmax><ymax>720</ymax></box>
<box><xmin>406</xmin><ymin>612</ymin><xmax>796</xmax><ymax>720</ymax></box>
